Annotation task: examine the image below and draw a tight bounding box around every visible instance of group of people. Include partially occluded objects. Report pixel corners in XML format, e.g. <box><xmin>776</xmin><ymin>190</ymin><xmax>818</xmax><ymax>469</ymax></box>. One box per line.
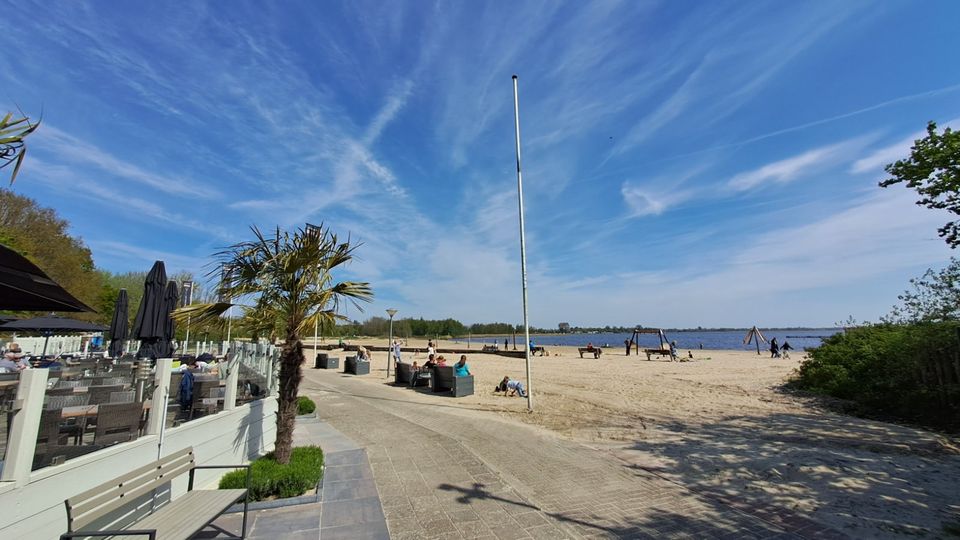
<box><xmin>769</xmin><ymin>338</ymin><xmax>793</xmax><ymax>359</ymax></box>
<box><xmin>0</xmin><ymin>342</ymin><xmax>27</xmax><ymax>372</ymax></box>
<box><xmin>404</xmin><ymin>353</ymin><xmax>471</xmax><ymax>386</ymax></box>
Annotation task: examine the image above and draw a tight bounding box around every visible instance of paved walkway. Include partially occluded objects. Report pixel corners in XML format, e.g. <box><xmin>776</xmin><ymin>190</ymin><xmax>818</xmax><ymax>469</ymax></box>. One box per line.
<box><xmin>293</xmin><ymin>369</ymin><xmax>847</xmax><ymax>539</ymax></box>
<box><xmin>206</xmin><ymin>368</ymin><xmax>848</xmax><ymax>539</ymax></box>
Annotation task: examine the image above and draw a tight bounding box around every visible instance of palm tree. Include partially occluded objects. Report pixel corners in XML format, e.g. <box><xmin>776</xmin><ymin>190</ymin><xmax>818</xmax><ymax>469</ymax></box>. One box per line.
<box><xmin>175</xmin><ymin>224</ymin><xmax>372</xmax><ymax>463</ymax></box>
<box><xmin>1</xmin><ymin>111</ymin><xmax>40</xmax><ymax>185</ymax></box>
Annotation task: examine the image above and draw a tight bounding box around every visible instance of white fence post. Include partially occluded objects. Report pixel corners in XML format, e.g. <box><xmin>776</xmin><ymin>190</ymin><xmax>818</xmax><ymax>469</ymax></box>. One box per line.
<box><xmin>224</xmin><ymin>356</ymin><xmax>239</xmax><ymax>410</ymax></box>
<box><xmin>1</xmin><ymin>369</ymin><xmax>49</xmax><ymax>485</ymax></box>
<box><xmin>146</xmin><ymin>358</ymin><xmax>172</xmax><ymax>435</ymax></box>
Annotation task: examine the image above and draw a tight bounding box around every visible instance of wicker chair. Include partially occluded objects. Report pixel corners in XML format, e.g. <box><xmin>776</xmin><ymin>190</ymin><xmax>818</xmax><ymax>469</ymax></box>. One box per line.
<box><xmin>45</xmin><ymin>394</ymin><xmax>90</xmax><ymax>410</ymax></box>
<box><xmin>109</xmin><ymin>390</ymin><xmax>136</xmax><ymax>404</ymax></box>
<box><xmin>92</xmin><ymin>402</ymin><xmax>143</xmax><ymax>446</ymax></box>
<box><xmin>56</xmin><ymin>380</ymin><xmax>82</xmax><ymax>389</ymax></box>
<box><xmin>87</xmin><ymin>384</ymin><xmax>125</xmax><ymax>405</ymax></box>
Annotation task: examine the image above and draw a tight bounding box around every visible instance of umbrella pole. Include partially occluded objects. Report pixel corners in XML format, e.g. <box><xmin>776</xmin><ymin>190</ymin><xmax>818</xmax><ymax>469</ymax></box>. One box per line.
<box><xmin>41</xmin><ymin>333</ymin><xmax>50</xmax><ymax>359</ymax></box>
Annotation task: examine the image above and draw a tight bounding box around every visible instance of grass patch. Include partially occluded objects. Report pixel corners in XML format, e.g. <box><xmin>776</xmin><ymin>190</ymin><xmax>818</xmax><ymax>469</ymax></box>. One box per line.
<box><xmin>219</xmin><ymin>446</ymin><xmax>324</xmax><ymax>501</ymax></box>
<box><xmin>297</xmin><ymin>395</ymin><xmax>316</xmax><ymax>416</ymax></box>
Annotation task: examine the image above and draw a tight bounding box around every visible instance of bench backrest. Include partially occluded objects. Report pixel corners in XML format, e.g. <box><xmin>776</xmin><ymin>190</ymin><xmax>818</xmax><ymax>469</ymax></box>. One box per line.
<box><xmin>395</xmin><ymin>362</ymin><xmax>412</xmax><ymax>383</ymax></box>
<box><xmin>64</xmin><ymin>446</ymin><xmax>196</xmax><ymax>532</ymax></box>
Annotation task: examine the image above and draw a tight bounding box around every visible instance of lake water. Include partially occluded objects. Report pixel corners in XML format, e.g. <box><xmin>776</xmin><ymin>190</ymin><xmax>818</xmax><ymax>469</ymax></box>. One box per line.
<box><xmin>456</xmin><ymin>329</ymin><xmax>840</xmax><ymax>352</ymax></box>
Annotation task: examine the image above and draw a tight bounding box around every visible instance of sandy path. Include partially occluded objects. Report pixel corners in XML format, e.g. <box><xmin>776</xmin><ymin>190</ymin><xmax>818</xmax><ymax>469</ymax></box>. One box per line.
<box><xmin>314</xmin><ymin>339</ymin><xmax>960</xmax><ymax>538</ymax></box>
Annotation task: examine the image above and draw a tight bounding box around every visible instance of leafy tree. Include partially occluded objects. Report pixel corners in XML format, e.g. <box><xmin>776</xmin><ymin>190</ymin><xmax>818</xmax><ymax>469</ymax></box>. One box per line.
<box><xmin>885</xmin><ymin>258</ymin><xmax>960</xmax><ymax>323</ymax></box>
<box><xmin>0</xmin><ymin>189</ymin><xmax>108</xmax><ymax>321</ymax></box>
<box><xmin>880</xmin><ymin>121</ymin><xmax>960</xmax><ymax>248</ymax></box>
<box><xmin>0</xmin><ymin>112</ymin><xmax>40</xmax><ymax>185</ymax></box>
<box><xmin>175</xmin><ymin>225</ymin><xmax>372</xmax><ymax>464</ymax></box>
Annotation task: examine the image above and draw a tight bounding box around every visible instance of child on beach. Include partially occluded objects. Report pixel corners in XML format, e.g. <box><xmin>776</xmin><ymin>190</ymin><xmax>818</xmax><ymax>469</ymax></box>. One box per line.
<box><xmin>495</xmin><ymin>376</ymin><xmax>527</xmax><ymax>397</ymax></box>
<box><xmin>781</xmin><ymin>341</ymin><xmax>792</xmax><ymax>359</ymax></box>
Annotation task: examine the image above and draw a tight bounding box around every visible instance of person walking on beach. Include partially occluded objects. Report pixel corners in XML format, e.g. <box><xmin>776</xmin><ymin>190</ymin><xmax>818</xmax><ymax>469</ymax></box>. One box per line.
<box><xmin>624</xmin><ymin>339</ymin><xmax>631</xmax><ymax>356</ymax></box>
<box><xmin>669</xmin><ymin>341</ymin><xmax>678</xmax><ymax>361</ymax></box>
<box><xmin>770</xmin><ymin>338</ymin><xmax>780</xmax><ymax>358</ymax></box>
<box><xmin>496</xmin><ymin>376</ymin><xmax>527</xmax><ymax>397</ymax></box>
<box><xmin>781</xmin><ymin>341</ymin><xmax>792</xmax><ymax>359</ymax></box>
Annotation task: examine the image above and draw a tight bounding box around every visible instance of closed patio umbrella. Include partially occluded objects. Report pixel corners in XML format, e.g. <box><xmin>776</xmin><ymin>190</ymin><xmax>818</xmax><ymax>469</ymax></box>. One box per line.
<box><xmin>132</xmin><ymin>261</ymin><xmax>167</xmax><ymax>360</ymax></box>
<box><xmin>160</xmin><ymin>281</ymin><xmax>178</xmax><ymax>358</ymax></box>
<box><xmin>108</xmin><ymin>289</ymin><xmax>129</xmax><ymax>358</ymax></box>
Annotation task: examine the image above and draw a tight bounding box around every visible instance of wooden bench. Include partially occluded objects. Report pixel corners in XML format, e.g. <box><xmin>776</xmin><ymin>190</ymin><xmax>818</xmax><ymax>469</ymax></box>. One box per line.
<box><xmin>344</xmin><ymin>356</ymin><xmax>370</xmax><ymax>375</ymax></box>
<box><xmin>644</xmin><ymin>348</ymin><xmax>673</xmax><ymax>361</ymax></box>
<box><xmin>431</xmin><ymin>366</ymin><xmax>474</xmax><ymax>397</ymax></box>
<box><xmin>394</xmin><ymin>362</ymin><xmax>431</xmax><ymax>387</ymax></box>
<box><xmin>578</xmin><ymin>347</ymin><xmax>602</xmax><ymax>359</ymax></box>
<box><xmin>481</xmin><ymin>345</ymin><xmax>499</xmax><ymax>352</ymax></box>
<box><xmin>61</xmin><ymin>446</ymin><xmax>250</xmax><ymax>539</ymax></box>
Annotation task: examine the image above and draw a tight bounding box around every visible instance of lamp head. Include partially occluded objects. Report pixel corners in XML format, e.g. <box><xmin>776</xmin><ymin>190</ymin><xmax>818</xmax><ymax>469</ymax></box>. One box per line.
<box><xmin>386</xmin><ymin>308</ymin><xmax>398</xmax><ymax>318</ymax></box>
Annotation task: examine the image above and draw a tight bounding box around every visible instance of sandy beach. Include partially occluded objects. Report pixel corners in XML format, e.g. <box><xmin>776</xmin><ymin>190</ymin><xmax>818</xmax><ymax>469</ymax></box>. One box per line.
<box><xmin>309</xmin><ymin>338</ymin><xmax>960</xmax><ymax>538</ymax></box>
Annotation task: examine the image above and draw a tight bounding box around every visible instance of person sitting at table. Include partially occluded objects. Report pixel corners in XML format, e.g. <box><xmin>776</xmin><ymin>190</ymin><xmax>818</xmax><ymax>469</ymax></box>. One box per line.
<box><xmin>435</xmin><ymin>355</ymin><xmax>447</xmax><ymax>367</ymax></box>
<box><xmin>423</xmin><ymin>354</ymin><xmax>437</xmax><ymax>369</ymax></box>
<box><xmin>454</xmin><ymin>355</ymin><xmax>471</xmax><ymax>377</ymax></box>
<box><xmin>408</xmin><ymin>361</ymin><xmax>422</xmax><ymax>387</ymax></box>
<box><xmin>0</xmin><ymin>347</ymin><xmax>28</xmax><ymax>372</ymax></box>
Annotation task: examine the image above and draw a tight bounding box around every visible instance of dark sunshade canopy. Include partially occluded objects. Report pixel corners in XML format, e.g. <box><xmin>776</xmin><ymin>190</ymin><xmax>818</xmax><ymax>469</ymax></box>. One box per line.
<box><xmin>0</xmin><ymin>243</ymin><xmax>95</xmax><ymax>312</ymax></box>
<box><xmin>0</xmin><ymin>315</ymin><xmax>107</xmax><ymax>333</ymax></box>
<box><xmin>108</xmin><ymin>289</ymin><xmax>129</xmax><ymax>358</ymax></box>
<box><xmin>133</xmin><ymin>261</ymin><xmax>170</xmax><ymax>359</ymax></box>
<box><xmin>160</xmin><ymin>281</ymin><xmax>178</xmax><ymax>358</ymax></box>
<box><xmin>0</xmin><ymin>315</ymin><xmax>107</xmax><ymax>358</ymax></box>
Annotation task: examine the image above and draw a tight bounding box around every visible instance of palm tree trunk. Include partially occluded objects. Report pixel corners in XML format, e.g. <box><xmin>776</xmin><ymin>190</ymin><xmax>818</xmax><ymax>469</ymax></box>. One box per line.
<box><xmin>274</xmin><ymin>334</ymin><xmax>304</xmax><ymax>464</ymax></box>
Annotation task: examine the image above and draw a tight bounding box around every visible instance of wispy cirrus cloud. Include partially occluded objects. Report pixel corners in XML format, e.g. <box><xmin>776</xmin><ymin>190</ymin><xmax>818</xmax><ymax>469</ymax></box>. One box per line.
<box><xmin>850</xmin><ymin>117</ymin><xmax>960</xmax><ymax>174</ymax></box>
<box><xmin>728</xmin><ymin>137</ymin><xmax>874</xmax><ymax>191</ymax></box>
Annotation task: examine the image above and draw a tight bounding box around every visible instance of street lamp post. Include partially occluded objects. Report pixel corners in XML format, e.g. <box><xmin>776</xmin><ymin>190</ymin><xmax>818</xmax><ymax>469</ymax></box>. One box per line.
<box><xmin>386</xmin><ymin>309</ymin><xmax>398</xmax><ymax>378</ymax></box>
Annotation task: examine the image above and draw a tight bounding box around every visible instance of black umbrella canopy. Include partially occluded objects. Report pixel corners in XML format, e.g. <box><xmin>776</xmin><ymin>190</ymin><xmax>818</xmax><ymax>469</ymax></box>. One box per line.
<box><xmin>0</xmin><ymin>315</ymin><xmax>107</xmax><ymax>359</ymax></box>
<box><xmin>0</xmin><ymin>315</ymin><xmax>107</xmax><ymax>333</ymax></box>
<box><xmin>108</xmin><ymin>289</ymin><xmax>129</xmax><ymax>358</ymax></box>
<box><xmin>160</xmin><ymin>281</ymin><xmax>178</xmax><ymax>358</ymax></box>
<box><xmin>133</xmin><ymin>261</ymin><xmax>167</xmax><ymax>359</ymax></box>
<box><xmin>0</xmin><ymin>243</ymin><xmax>95</xmax><ymax>312</ymax></box>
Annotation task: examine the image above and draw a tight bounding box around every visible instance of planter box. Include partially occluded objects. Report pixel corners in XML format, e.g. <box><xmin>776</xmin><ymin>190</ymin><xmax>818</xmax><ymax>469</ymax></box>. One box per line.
<box><xmin>315</xmin><ymin>354</ymin><xmax>339</xmax><ymax>369</ymax></box>
<box><xmin>344</xmin><ymin>356</ymin><xmax>370</xmax><ymax>375</ymax></box>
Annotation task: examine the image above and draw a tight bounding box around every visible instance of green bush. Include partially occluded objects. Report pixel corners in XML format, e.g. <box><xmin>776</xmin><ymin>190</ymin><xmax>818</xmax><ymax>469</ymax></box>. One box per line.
<box><xmin>297</xmin><ymin>396</ymin><xmax>316</xmax><ymax>415</ymax></box>
<box><xmin>219</xmin><ymin>446</ymin><xmax>324</xmax><ymax>501</ymax></box>
<box><xmin>794</xmin><ymin>322</ymin><xmax>960</xmax><ymax>428</ymax></box>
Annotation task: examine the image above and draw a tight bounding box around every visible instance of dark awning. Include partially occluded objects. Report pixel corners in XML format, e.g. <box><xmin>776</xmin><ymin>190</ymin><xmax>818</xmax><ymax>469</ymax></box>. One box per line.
<box><xmin>0</xmin><ymin>243</ymin><xmax>95</xmax><ymax>312</ymax></box>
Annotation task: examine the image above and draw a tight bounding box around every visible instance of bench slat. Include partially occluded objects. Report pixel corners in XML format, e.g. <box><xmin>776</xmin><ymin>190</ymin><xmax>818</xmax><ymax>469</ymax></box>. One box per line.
<box><xmin>68</xmin><ymin>448</ymin><xmax>195</xmax><ymax>530</ymax></box>
<box><xmin>132</xmin><ymin>490</ymin><xmax>246</xmax><ymax>540</ymax></box>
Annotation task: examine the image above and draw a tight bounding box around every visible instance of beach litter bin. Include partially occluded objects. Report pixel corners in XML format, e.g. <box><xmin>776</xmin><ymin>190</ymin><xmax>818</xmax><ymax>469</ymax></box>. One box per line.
<box><xmin>315</xmin><ymin>353</ymin><xmax>327</xmax><ymax>369</ymax></box>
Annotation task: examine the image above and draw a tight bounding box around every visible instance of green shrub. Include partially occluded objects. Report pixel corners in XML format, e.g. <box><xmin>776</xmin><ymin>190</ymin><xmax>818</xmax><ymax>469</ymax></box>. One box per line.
<box><xmin>219</xmin><ymin>446</ymin><xmax>324</xmax><ymax>501</ymax></box>
<box><xmin>794</xmin><ymin>322</ymin><xmax>959</xmax><ymax>428</ymax></box>
<box><xmin>297</xmin><ymin>396</ymin><xmax>316</xmax><ymax>416</ymax></box>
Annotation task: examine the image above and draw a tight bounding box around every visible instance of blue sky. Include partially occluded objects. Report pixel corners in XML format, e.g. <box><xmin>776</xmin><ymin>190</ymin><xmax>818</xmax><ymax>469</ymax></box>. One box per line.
<box><xmin>2</xmin><ymin>1</ymin><xmax>957</xmax><ymax>328</ymax></box>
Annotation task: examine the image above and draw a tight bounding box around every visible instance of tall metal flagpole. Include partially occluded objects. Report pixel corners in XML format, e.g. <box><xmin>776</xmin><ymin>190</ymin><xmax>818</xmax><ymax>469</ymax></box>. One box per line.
<box><xmin>512</xmin><ymin>75</ymin><xmax>533</xmax><ymax>411</ymax></box>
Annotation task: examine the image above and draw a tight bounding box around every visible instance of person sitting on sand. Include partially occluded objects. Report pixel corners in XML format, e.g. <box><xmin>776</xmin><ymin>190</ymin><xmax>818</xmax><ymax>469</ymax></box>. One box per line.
<box><xmin>495</xmin><ymin>376</ymin><xmax>526</xmax><ymax>398</ymax></box>
<box><xmin>454</xmin><ymin>355</ymin><xmax>470</xmax><ymax>377</ymax></box>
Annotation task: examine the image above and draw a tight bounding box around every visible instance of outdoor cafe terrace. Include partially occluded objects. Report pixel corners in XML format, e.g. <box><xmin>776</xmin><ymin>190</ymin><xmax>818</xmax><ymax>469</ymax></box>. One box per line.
<box><xmin>0</xmin><ymin>340</ymin><xmax>282</xmax><ymax>539</ymax></box>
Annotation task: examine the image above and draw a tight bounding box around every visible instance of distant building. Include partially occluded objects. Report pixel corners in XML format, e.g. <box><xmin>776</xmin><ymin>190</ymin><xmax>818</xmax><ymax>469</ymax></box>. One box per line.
<box><xmin>558</xmin><ymin>322</ymin><xmax>571</xmax><ymax>333</ymax></box>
